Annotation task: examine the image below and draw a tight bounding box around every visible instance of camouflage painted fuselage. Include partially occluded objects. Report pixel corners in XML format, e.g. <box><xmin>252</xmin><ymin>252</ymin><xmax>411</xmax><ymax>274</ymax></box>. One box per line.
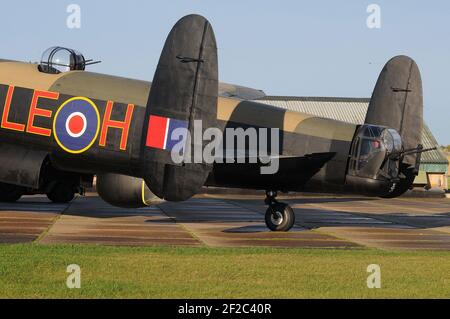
<box><xmin>0</xmin><ymin>60</ymin><xmax>357</xmax><ymax>193</ymax></box>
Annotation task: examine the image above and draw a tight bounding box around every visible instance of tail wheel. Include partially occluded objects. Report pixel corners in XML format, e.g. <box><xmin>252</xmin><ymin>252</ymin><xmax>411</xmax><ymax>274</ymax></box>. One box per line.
<box><xmin>265</xmin><ymin>203</ymin><xmax>295</xmax><ymax>232</ymax></box>
<box><xmin>0</xmin><ymin>183</ymin><xmax>24</xmax><ymax>202</ymax></box>
<box><xmin>46</xmin><ymin>182</ymin><xmax>75</xmax><ymax>203</ymax></box>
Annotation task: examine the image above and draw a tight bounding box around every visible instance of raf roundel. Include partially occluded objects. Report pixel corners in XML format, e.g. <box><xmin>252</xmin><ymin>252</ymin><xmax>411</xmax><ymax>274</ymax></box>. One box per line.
<box><xmin>53</xmin><ymin>97</ymin><xmax>100</xmax><ymax>154</ymax></box>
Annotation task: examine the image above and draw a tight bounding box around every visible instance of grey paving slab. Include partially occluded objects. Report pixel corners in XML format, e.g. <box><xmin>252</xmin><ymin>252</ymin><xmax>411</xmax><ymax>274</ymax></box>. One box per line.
<box><xmin>0</xmin><ymin>194</ymin><xmax>448</xmax><ymax>250</ymax></box>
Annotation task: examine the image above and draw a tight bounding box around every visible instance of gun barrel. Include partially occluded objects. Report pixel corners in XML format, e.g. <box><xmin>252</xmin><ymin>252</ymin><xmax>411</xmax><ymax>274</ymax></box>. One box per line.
<box><xmin>402</xmin><ymin>147</ymin><xmax>436</xmax><ymax>156</ymax></box>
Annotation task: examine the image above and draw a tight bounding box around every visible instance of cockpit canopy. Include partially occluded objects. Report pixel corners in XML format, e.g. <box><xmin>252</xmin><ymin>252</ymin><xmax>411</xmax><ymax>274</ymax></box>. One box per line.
<box><xmin>38</xmin><ymin>47</ymin><xmax>100</xmax><ymax>74</ymax></box>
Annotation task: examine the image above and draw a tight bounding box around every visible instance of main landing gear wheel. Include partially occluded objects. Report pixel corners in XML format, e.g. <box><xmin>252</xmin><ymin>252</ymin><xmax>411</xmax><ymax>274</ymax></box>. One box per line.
<box><xmin>0</xmin><ymin>183</ymin><xmax>24</xmax><ymax>202</ymax></box>
<box><xmin>46</xmin><ymin>182</ymin><xmax>75</xmax><ymax>203</ymax></box>
<box><xmin>264</xmin><ymin>191</ymin><xmax>295</xmax><ymax>232</ymax></box>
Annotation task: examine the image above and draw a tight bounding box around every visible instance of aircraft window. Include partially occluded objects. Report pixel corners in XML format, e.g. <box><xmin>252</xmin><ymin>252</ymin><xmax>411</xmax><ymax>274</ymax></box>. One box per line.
<box><xmin>38</xmin><ymin>46</ymin><xmax>100</xmax><ymax>74</ymax></box>
<box><xmin>358</xmin><ymin>138</ymin><xmax>382</xmax><ymax>170</ymax></box>
<box><xmin>348</xmin><ymin>124</ymin><xmax>403</xmax><ymax>179</ymax></box>
<box><xmin>360</xmin><ymin>125</ymin><xmax>383</xmax><ymax>139</ymax></box>
<box><xmin>382</xmin><ymin>129</ymin><xmax>402</xmax><ymax>153</ymax></box>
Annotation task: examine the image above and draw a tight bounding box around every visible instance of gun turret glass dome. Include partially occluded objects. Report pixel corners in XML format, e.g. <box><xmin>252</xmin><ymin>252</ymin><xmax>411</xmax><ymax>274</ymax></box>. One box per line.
<box><xmin>39</xmin><ymin>47</ymin><xmax>86</xmax><ymax>74</ymax></box>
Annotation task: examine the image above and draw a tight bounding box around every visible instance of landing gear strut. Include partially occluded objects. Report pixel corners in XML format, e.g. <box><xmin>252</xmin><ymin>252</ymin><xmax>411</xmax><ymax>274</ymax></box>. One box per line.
<box><xmin>264</xmin><ymin>191</ymin><xmax>295</xmax><ymax>232</ymax></box>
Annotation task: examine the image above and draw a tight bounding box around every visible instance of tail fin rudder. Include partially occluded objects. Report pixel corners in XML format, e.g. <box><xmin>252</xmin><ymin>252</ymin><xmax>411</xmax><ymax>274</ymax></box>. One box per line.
<box><xmin>365</xmin><ymin>55</ymin><xmax>423</xmax><ymax>196</ymax></box>
<box><xmin>141</xmin><ymin>14</ymin><xmax>218</xmax><ymax>201</ymax></box>
<box><xmin>366</xmin><ymin>55</ymin><xmax>423</xmax><ymax>165</ymax></box>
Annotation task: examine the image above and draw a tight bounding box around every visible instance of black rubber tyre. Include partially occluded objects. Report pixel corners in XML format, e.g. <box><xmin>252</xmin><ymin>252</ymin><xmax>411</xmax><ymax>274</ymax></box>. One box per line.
<box><xmin>46</xmin><ymin>183</ymin><xmax>75</xmax><ymax>203</ymax></box>
<box><xmin>265</xmin><ymin>203</ymin><xmax>295</xmax><ymax>232</ymax></box>
<box><xmin>0</xmin><ymin>183</ymin><xmax>23</xmax><ymax>202</ymax></box>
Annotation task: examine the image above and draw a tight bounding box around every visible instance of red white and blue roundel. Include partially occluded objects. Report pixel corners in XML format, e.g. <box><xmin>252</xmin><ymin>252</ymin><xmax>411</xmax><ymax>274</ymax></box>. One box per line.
<box><xmin>53</xmin><ymin>97</ymin><xmax>100</xmax><ymax>154</ymax></box>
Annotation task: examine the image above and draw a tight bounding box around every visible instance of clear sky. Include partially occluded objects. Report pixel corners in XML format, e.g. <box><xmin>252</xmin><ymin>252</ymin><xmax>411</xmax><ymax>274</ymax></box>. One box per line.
<box><xmin>1</xmin><ymin>0</ymin><xmax>449</xmax><ymax>144</ymax></box>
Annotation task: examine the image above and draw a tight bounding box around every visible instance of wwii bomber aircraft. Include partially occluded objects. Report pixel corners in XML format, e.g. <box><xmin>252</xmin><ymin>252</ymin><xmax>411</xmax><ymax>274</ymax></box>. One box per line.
<box><xmin>0</xmin><ymin>15</ymin><xmax>433</xmax><ymax>231</ymax></box>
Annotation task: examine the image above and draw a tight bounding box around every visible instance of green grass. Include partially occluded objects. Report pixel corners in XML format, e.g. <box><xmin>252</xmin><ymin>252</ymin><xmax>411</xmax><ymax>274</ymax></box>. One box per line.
<box><xmin>0</xmin><ymin>244</ymin><xmax>449</xmax><ymax>298</ymax></box>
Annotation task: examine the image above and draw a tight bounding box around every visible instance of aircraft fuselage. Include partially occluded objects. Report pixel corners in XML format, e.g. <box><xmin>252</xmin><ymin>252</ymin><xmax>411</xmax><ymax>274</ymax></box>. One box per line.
<box><xmin>0</xmin><ymin>59</ymin><xmax>363</xmax><ymax>194</ymax></box>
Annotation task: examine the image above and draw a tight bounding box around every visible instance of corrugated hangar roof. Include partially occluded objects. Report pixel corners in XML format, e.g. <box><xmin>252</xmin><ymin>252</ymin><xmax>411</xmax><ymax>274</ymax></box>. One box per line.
<box><xmin>255</xmin><ymin>96</ymin><xmax>448</xmax><ymax>165</ymax></box>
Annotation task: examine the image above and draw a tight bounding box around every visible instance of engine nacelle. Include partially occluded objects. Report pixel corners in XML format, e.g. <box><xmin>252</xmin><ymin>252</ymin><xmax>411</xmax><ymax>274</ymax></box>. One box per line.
<box><xmin>96</xmin><ymin>174</ymin><xmax>163</xmax><ymax>208</ymax></box>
